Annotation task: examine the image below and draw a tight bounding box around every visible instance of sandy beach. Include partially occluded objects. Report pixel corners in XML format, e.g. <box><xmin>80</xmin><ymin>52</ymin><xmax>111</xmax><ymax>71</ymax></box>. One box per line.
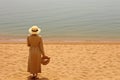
<box><xmin>0</xmin><ymin>42</ymin><xmax>120</xmax><ymax>80</ymax></box>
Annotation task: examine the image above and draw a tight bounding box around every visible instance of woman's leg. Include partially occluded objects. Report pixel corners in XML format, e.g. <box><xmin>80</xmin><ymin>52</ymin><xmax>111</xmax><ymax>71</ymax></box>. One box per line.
<box><xmin>33</xmin><ymin>73</ymin><xmax>35</xmax><ymax>76</ymax></box>
<box><xmin>36</xmin><ymin>73</ymin><xmax>38</xmax><ymax>77</ymax></box>
<box><xmin>32</xmin><ymin>73</ymin><xmax>38</xmax><ymax>78</ymax></box>
<box><xmin>32</xmin><ymin>73</ymin><xmax>36</xmax><ymax>77</ymax></box>
<box><xmin>34</xmin><ymin>73</ymin><xmax>37</xmax><ymax>77</ymax></box>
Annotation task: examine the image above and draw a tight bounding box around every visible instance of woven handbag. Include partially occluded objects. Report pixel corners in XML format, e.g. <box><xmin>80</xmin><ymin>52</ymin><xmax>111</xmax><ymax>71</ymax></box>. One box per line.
<box><xmin>41</xmin><ymin>56</ymin><xmax>50</xmax><ymax>65</ymax></box>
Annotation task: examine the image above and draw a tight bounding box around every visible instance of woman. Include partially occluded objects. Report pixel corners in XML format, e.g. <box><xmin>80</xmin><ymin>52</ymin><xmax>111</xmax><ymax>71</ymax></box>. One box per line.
<box><xmin>27</xmin><ymin>26</ymin><xmax>46</xmax><ymax>78</ymax></box>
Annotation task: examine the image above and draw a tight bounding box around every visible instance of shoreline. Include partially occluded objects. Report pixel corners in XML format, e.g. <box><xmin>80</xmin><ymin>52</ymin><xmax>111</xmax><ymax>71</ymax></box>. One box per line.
<box><xmin>0</xmin><ymin>35</ymin><xmax>120</xmax><ymax>44</ymax></box>
<box><xmin>0</xmin><ymin>41</ymin><xmax>120</xmax><ymax>44</ymax></box>
<box><xmin>0</xmin><ymin>37</ymin><xmax>120</xmax><ymax>44</ymax></box>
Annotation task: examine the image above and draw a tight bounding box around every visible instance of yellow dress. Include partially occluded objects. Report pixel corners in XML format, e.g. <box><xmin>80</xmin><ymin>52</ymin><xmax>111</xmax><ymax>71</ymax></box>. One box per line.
<box><xmin>27</xmin><ymin>34</ymin><xmax>44</xmax><ymax>73</ymax></box>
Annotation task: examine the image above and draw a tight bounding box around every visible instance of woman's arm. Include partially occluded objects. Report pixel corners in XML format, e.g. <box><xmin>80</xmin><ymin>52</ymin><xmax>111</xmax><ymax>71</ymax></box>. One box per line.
<box><xmin>39</xmin><ymin>36</ymin><xmax>45</xmax><ymax>56</ymax></box>
<box><xmin>27</xmin><ymin>36</ymin><xmax>30</xmax><ymax>47</ymax></box>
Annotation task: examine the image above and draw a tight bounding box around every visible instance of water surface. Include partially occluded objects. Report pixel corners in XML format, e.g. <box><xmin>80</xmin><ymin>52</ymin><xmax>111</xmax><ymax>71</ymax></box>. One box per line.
<box><xmin>0</xmin><ymin>0</ymin><xmax>120</xmax><ymax>41</ymax></box>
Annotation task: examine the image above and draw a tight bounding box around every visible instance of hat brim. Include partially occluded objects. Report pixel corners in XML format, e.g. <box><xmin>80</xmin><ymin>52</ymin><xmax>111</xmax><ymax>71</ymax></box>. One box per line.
<box><xmin>29</xmin><ymin>27</ymin><xmax>41</xmax><ymax>34</ymax></box>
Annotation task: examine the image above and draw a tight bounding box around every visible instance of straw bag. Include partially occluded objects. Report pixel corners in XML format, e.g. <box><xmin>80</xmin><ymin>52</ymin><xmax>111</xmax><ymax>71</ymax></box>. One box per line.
<box><xmin>41</xmin><ymin>56</ymin><xmax>50</xmax><ymax>65</ymax></box>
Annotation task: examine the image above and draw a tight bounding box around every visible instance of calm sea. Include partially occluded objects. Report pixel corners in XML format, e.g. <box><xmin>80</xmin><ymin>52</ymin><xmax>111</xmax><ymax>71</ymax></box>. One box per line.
<box><xmin>0</xmin><ymin>0</ymin><xmax>120</xmax><ymax>42</ymax></box>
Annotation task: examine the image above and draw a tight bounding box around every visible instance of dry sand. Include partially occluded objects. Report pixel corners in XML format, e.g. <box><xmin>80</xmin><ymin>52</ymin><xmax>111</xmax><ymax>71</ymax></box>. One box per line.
<box><xmin>0</xmin><ymin>42</ymin><xmax>120</xmax><ymax>80</ymax></box>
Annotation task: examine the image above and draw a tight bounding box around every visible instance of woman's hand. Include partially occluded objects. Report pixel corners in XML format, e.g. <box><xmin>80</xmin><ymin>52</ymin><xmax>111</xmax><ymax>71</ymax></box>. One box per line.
<box><xmin>42</xmin><ymin>55</ymin><xmax>50</xmax><ymax>59</ymax></box>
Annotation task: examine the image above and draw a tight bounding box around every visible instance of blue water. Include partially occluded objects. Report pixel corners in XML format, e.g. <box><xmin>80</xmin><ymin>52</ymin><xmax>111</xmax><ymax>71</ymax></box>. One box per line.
<box><xmin>0</xmin><ymin>0</ymin><xmax>120</xmax><ymax>41</ymax></box>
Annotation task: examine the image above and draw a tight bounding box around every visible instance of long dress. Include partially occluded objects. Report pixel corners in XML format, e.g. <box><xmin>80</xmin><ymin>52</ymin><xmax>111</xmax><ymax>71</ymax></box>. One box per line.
<box><xmin>27</xmin><ymin>34</ymin><xmax>44</xmax><ymax>73</ymax></box>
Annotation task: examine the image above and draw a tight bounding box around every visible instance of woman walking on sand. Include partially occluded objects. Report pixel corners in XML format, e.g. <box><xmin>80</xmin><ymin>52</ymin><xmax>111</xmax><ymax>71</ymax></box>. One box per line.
<box><xmin>27</xmin><ymin>26</ymin><xmax>49</xmax><ymax>78</ymax></box>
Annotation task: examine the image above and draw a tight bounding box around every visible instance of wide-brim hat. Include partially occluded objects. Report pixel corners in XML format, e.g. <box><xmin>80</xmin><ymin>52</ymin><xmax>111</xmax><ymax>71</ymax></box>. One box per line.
<box><xmin>29</xmin><ymin>26</ymin><xmax>41</xmax><ymax>34</ymax></box>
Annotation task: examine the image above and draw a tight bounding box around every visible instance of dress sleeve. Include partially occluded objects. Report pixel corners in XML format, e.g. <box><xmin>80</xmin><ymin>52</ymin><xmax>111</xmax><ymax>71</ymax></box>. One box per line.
<box><xmin>39</xmin><ymin>36</ymin><xmax>45</xmax><ymax>55</ymax></box>
<box><xmin>27</xmin><ymin>36</ymin><xmax>30</xmax><ymax>47</ymax></box>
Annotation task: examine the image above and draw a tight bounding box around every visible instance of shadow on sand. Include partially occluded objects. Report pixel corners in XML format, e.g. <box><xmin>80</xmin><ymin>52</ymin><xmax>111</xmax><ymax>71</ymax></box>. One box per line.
<box><xmin>27</xmin><ymin>76</ymin><xmax>49</xmax><ymax>80</ymax></box>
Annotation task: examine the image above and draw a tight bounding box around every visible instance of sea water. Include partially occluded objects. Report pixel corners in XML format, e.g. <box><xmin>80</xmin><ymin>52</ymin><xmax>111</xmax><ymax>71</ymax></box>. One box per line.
<box><xmin>0</xmin><ymin>0</ymin><xmax>120</xmax><ymax>41</ymax></box>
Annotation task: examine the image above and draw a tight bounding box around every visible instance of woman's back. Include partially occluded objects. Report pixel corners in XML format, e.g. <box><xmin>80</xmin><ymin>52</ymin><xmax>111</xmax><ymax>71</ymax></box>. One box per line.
<box><xmin>27</xmin><ymin>35</ymin><xmax>41</xmax><ymax>47</ymax></box>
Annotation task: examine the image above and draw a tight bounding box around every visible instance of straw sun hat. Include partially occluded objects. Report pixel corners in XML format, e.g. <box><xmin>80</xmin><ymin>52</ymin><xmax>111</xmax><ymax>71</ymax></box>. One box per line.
<box><xmin>29</xmin><ymin>26</ymin><xmax>41</xmax><ymax>34</ymax></box>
